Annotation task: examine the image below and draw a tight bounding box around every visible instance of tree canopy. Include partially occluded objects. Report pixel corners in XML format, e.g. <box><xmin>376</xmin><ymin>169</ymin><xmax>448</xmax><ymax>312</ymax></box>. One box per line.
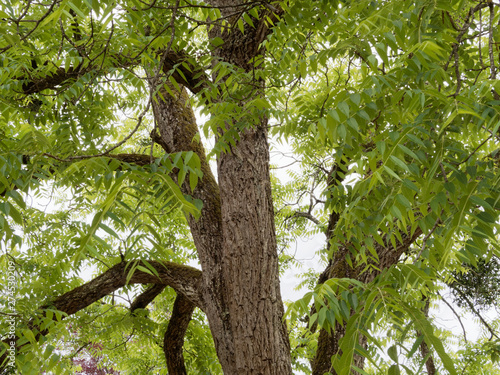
<box><xmin>1</xmin><ymin>0</ymin><xmax>500</xmax><ymax>374</ymax></box>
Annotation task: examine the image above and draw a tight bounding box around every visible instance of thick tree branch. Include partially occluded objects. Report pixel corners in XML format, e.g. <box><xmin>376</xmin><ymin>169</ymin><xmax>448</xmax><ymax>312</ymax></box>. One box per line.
<box><xmin>312</xmin><ymin>225</ymin><xmax>424</xmax><ymax>375</ymax></box>
<box><xmin>20</xmin><ymin>48</ymin><xmax>208</xmax><ymax>97</ymax></box>
<box><xmin>163</xmin><ymin>293</ymin><xmax>196</xmax><ymax>375</ymax></box>
<box><xmin>47</xmin><ymin>260</ymin><xmax>203</xmax><ymax>314</ymax></box>
<box><xmin>161</xmin><ymin>49</ymin><xmax>210</xmax><ymax>95</ymax></box>
<box><xmin>0</xmin><ymin>260</ymin><xmax>203</xmax><ymax>372</ymax></box>
<box><xmin>130</xmin><ymin>284</ymin><xmax>167</xmax><ymax>312</ymax></box>
<box><xmin>22</xmin><ymin>65</ymin><xmax>105</xmax><ymax>95</ymax></box>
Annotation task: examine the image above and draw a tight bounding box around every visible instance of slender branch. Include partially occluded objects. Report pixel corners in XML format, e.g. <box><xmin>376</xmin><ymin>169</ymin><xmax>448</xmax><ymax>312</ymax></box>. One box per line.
<box><xmin>449</xmin><ymin>283</ymin><xmax>499</xmax><ymax>340</ymax></box>
<box><xmin>480</xmin><ymin>7</ymin><xmax>485</xmax><ymax>69</ymax></box>
<box><xmin>289</xmin><ymin>211</ymin><xmax>320</xmax><ymax>225</ymax></box>
<box><xmin>413</xmin><ymin>216</ymin><xmax>441</xmax><ymax>265</ymax></box>
<box><xmin>453</xmin><ymin>47</ymin><xmax>462</xmax><ymax>96</ymax></box>
<box><xmin>443</xmin><ymin>3</ymin><xmax>489</xmax><ymax>74</ymax></box>
<box><xmin>454</xmin><ymin>134</ymin><xmax>494</xmax><ymax>166</ymax></box>
<box><xmin>42</xmin><ymin>98</ymin><xmax>152</xmax><ymax>162</ymax></box>
<box><xmin>489</xmin><ymin>2</ymin><xmax>497</xmax><ymax>79</ymax></box>
<box><xmin>1</xmin><ymin>152</ymin><xmax>156</xmax><ymax>198</ymax></box>
<box><xmin>437</xmin><ymin>291</ymin><xmax>468</xmax><ymax>343</ymax></box>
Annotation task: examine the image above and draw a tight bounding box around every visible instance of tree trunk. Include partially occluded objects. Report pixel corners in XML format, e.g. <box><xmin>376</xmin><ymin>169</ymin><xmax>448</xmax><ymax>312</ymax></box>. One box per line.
<box><xmin>217</xmin><ymin>120</ymin><xmax>292</xmax><ymax>373</ymax></box>
<box><xmin>418</xmin><ymin>300</ymin><xmax>436</xmax><ymax>375</ymax></box>
<box><xmin>312</xmin><ymin>217</ymin><xmax>423</xmax><ymax>374</ymax></box>
<box><xmin>150</xmin><ymin>75</ymin><xmax>292</xmax><ymax>372</ymax></box>
<box><xmin>150</xmin><ymin>1</ymin><xmax>293</xmax><ymax>372</ymax></box>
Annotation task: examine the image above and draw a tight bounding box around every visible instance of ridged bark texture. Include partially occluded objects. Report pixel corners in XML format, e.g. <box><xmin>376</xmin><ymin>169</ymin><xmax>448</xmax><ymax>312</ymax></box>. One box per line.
<box><xmin>151</xmin><ymin>77</ymin><xmax>292</xmax><ymax>373</ymax></box>
<box><xmin>163</xmin><ymin>293</ymin><xmax>196</xmax><ymax>375</ymax></box>
<box><xmin>312</xmin><ymin>223</ymin><xmax>423</xmax><ymax>375</ymax></box>
<box><xmin>149</xmin><ymin>0</ymin><xmax>293</xmax><ymax>371</ymax></box>
<box><xmin>217</xmin><ymin>122</ymin><xmax>292</xmax><ymax>374</ymax></box>
<box><xmin>150</xmin><ymin>83</ymin><xmax>237</xmax><ymax>371</ymax></box>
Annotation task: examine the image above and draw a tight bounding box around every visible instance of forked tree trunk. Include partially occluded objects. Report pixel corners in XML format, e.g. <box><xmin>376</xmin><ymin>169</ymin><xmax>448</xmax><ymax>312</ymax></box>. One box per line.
<box><xmin>150</xmin><ymin>75</ymin><xmax>292</xmax><ymax>373</ymax></box>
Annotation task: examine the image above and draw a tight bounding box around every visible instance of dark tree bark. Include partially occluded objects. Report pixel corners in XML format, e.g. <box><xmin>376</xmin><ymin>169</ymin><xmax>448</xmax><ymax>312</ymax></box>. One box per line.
<box><xmin>312</xmin><ymin>219</ymin><xmax>423</xmax><ymax>375</ymax></box>
<box><xmin>163</xmin><ymin>293</ymin><xmax>196</xmax><ymax>375</ymax></box>
<box><xmin>150</xmin><ymin>73</ymin><xmax>292</xmax><ymax>374</ymax></box>
<box><xmin>130</xmin><ymin>284</ymin><xmax>166</xmax><ymax>312</ymax></box>
<box><xmin>216</xmin><ymin>117</ymin><xmax>291</xmax><ymax>373</ymax></box>
<box><xmin>418</xmin><ymin>300</ymin><xmax>436</xmax><ymax>375</ymax></box>
<box><xmin>0</xmin><ymin>261</ymin><xmax>203</xmax><ymax>370</ymax></box>
<box><xmin>147</xmin><ymin>0</ymin><xmax>292</xmax><ymax>371</ymax></box>
<box><xmin>150</xmin><ymin>80</ymin><xmax>236</xmax><ymax>371</ymax></box>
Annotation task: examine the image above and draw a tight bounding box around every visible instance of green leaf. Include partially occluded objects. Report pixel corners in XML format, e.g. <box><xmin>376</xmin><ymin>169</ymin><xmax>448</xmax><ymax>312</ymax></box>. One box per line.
<box><xmin>406</xmin><ymin>307</ymin><xmax>457</xmax><ymax>375</ymax></box>
<box><xmin>388</xmin><ymin>364</ymin><xmax>400</xmax><ymax>375</ymax></box>
<box><xmin>237</xmin><ymin>18</ymin><xmax>245</xmax><ymax>34</ymax></box>
<box><xmin>388</xmin><ymin>345</ymin><xmax>398</xmax><ymax>362</ymax></box>
<box><xmin>338</xmin><ymin>102</ymin><xmax>350</xmax><ymax>117</ymax></box>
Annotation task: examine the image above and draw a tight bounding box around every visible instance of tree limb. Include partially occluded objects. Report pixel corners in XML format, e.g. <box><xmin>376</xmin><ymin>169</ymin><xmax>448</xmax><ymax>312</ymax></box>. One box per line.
<box><xmin>130</xmin><ymin>284</ymin><xmax>167</xmax><ymax>312</ymax></box>
<box><xmin>288</xmin><ymin>211</ymin><xmax>320</xmax><ymax>225</ymax></box>
<box><xmin>417</xmin><ymin>299</ymin><xmax>436</xmax><ymax>375</ymax></box>
<box><xmin>22</xmin><ymin>65</ymin><xmax>106</xmax><ymax>95</ymax></box>
<box><xmin>47</xmin><ymin>260</ymin><xmax>203</xmax><ymax>314</ymax></box>
<box><xmin>20</xmin><ymin>48</ymin><xmax>208</xmax><ymax>97</ymax></box>
<box><xmin>312</xmin><ymin>224</ymin><xmax>423</xmax><ymax>375</ymax></box>
<box><xmin>437</xmin><ymin>291</ymin><xmax>468</xmax><ymax>343</ymax></box>
<box><xmin>0</xmin><ymin>260</ymin><xmax>203</xmax><ymax>372</ymax></box>
<box><xmin>161</xmin><ymin>48</ymin><xmax>210</xmax><ymax>95</ymax></box>
<box><xmin>163</xmin><ymin>293</ymin><xmax>196</xmax><ymax>375</ymax></box>
<box><xmin>448</xmin><ymin>282</ymin><xmax>499</xmax><ymax>340</ymax></box>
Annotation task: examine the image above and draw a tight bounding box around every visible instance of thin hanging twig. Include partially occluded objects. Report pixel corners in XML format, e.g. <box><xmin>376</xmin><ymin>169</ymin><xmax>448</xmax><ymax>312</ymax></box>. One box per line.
<box><xmin>488</xmin><ymin>2</ymin><xmax>496</xmax><ymax>79</ymax></box>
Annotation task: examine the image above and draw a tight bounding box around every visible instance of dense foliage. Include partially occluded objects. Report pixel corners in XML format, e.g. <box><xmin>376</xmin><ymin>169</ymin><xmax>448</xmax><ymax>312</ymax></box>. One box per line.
<box><xmin>1</xmin><ymin>0</ymin><xmax>500</xmax><ymax>374</ymax></box>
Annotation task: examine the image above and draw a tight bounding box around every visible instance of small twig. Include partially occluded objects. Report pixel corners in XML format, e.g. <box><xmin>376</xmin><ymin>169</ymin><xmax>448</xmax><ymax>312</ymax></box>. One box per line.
<box><xmin>454</xmin><ymin>134</ymin><xmax>494</xmax><ymax>166</ymax></box>
<box><xmin>453</xmin><ymin>48</ymin><xmax>462</xmax><ymax>96</ymax></box>
<box><xmin>479</xmin><ymin>7</ymin><xmax>485</xmax><ymax>68</ymax></box>
<box><xmin>439</xmin><ymin>162</ymin><xmax>449</xmax><ymax>183</ymax></box>
<box><xmin>489</xmin><ymin>2</ymin><xmax>496</xmax><ymax>79</ymax></box>
<box><xmin>0</xmin><ymin>311</ymin><xmax>21</xmax><ymax>318</ymax></box>
<box><xmin>413</xmin><ymin>217</ymin><xmax>441</xmax><ymax>264</ymax></box>
<box><xmin>449</xmin><ymin>283</ymin><xmax>500</xmax><ymax>340</ymax></box>
<box><xmin>437</xmin><ymin>291</ymin><xmax>468</xmax><ymax>343</ymax></box>
<box><xmin>43</xmin><ymin>96</ymin><xmax>152</xmax><ymax>163</ymax></box>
